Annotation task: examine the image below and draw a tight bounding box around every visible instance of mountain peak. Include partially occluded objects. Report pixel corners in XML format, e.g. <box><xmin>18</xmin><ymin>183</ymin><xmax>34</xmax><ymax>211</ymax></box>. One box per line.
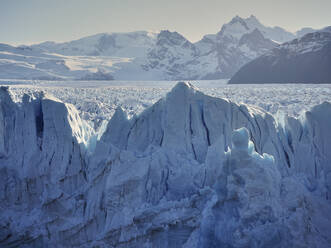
<box><xmin>219</xmin><ymin>16</ymin><xmax>251</xmax><ymax>39</ymax></box>
<box><xmin>229</xmin><ymin>15</ymin><xmax>260</xmax><ymax>25</ymax></box>
<box><xmin>157</xmin><ymin>30</ymin><xmax>190</xmax><ymax>46</ymax></box>
<box><xmin>231</xmin><ymin>15</ymin><xmax>244</xmax><ymax>22</ymax></box>
<box><xmin>218</xmin><ymin>15</ymin><xmax>296</xmax><ymax>43</ymax></box>
<box><xmin>158</xmin><ymin>30</ymin><xmax>183</xmax><ymax>38</ymax></box>
<box><xmin>246</xmin><ymin>14</ymin><xmax>261</xmax><ymax>25</ymax></box>
<box><xmin>229</xmin><ymin>15</ymin><xmax>248</xmax><ymax>27</ymax></box>
<box><xmin>247</xmin><ymin>14</ymin><xmax>258</xmax><ymax>21</ymax></box>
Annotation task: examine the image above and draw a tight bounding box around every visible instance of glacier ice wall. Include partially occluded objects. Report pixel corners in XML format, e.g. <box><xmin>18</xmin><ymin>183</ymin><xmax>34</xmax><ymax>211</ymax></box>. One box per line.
<box><xmin>0</xmin><ymin>83</ymin><xmax>331</xmax><ymax>247</ymax></box>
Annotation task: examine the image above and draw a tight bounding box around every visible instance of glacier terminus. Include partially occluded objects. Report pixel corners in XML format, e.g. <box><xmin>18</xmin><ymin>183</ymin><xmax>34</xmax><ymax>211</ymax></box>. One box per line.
<box><xmin>0</xmin><ymin>82</ymin><xmax>331</xmax><ymax>247</ymax></box>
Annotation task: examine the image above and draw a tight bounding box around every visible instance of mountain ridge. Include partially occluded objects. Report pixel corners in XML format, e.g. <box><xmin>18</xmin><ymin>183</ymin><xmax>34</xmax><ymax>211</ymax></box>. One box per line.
<box><xmin>0</xmin><ymin>15</ymin><xmax>321</xmax><ymax>81</ymax></box>
<box><xmin>229</xmin><ymin>27</ymin><xmax>331</xmax><ymax>84</ymax></box>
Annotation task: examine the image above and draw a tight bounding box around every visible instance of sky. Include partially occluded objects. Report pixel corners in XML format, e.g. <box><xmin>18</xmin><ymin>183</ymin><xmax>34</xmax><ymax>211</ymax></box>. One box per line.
<box><xmin>1</xmin><ymin>0</ymin><xmax>331</xmax><ymax>45</ymax></box>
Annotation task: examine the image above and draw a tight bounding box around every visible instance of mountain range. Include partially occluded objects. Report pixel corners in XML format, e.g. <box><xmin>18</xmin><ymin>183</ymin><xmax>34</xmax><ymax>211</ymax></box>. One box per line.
<box><xmin>0</xmin><ymin>15</ymin><xmax>319</xmax><ymax>80</ymax></box>
<box><xmin>229</xmin><ymin>26</ymin><xmax>331</xmax><ymax>84</ymax></box>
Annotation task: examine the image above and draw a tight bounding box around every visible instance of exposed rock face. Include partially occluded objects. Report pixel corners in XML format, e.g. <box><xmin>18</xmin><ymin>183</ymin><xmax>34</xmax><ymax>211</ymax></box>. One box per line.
<box><xmin>1</xmin><ymin>83</ymin><xmax>331</xmax><ymax>247</ymax></box>
<box><xmin>229</xmin><ymin>28</ymin><xmax>331</xmax><ymax>84</ymax></box>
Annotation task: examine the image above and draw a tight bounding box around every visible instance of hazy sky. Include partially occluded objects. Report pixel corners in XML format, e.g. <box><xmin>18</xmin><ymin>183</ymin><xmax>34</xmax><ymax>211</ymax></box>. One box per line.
<box><xmin>1</xmin><ymin>0</ymin><xmax>330</xmax><ymax>45</ymax></box>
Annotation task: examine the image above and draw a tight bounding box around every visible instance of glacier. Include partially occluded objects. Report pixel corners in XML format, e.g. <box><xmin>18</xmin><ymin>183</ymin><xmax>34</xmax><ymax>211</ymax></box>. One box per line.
<box><xmin>6</xmin><ymin>80</ymin><xmax>331</xmax><ymax>130</ymax></box>
<box><xmin>0</xmin><ymin>82</ymin><xmax>331</xmax><ymax>247</ymax></box>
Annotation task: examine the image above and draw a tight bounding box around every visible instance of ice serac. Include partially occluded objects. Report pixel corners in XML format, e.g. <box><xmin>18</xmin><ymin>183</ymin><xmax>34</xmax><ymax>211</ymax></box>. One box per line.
<box><xmin>199</xmin><ymin>127</ymin><xmax>284</xmax><ymax>247</ymax></box>
<box><xmin>0</xmin><ymin>86</ymin><xmax>92</xmax><ymax>246</ymax></box>
<box><xmin>1</xmin><ymin>83</ymin><xmax>331</xmax><ymax>247</ymax></box>
<box><xmin>283</xmin><ymin>102</ymin><xmax>331</xmax><ymax>197</ymax></box>
<box><xmin>82</xmin><ymin>82</ymin><xmax>331</xmax><ymax>247</ymax></box>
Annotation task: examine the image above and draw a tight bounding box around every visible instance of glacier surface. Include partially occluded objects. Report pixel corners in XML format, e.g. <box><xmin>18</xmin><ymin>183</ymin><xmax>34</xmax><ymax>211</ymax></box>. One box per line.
<box><xmin>4</xmin><ymin>80</ymin><xmax>331</xmax><ymax>129</ymax></box>
<box><xmin>0</xmin><ymin>82</ymin><xmax>331</xmax><ymax>247</ymax></box>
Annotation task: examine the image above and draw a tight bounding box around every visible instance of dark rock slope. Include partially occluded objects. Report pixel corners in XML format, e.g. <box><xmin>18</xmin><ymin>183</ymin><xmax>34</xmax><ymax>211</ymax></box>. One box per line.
<box><xmin>229</xmin><ymin>28</ymin><xmax>331</xmax><ymax>84</ymax></box>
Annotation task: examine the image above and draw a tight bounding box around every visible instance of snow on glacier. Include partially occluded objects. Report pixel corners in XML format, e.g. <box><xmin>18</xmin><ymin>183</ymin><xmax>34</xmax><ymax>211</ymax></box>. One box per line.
<box><xmin>0</xmin><ymin>82</ymin><xmax>331</xmax><ymax>247</ymax></box>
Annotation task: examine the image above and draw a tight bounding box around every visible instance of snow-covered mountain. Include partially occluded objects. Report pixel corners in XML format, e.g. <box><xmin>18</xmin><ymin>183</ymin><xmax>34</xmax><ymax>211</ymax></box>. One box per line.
<box><xmin>0</xmin><ymin>16</ymin><xmax>319</xmax><ymax>80</ymax></box>
<box><xmin>218</xmin><ymin>15</ymin><xmax>296</xmax><ymax>43</ymax></box>
<box><xmin>32</xmin><ymin>31</ymin><xmax>158</xmax><ymax>57</ymax></box>
<box><xmin>0</xmin><ymin>43</ymin><xmax>69</xmax><ymax>80</ymax></box>
<box><xmin>0</xmin><ymin>43</ymin><xmax>117</xmax><ymax>80</ymax></box>
<box><xmin>194</xmin><ymin>21</ymin><xmax>278</xmax><ymax>78</ymax></box>
<box><xmin>229</xmin><ymin>27</ymin><xmax>331</xmax><ymax>84</ymax></box>
<box><xmin>1</xmin><ymin>82</ymin><xmax>331</xmax><ymax>247</ymax></box>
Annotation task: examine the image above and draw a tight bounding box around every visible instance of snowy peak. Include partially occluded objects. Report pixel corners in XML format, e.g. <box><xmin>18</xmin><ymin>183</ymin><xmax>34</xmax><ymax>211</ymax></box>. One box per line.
<box><xmin>229</xmin><ymin>14</ymin><xmax>260</xmax><ymax>27</ymax></box>
<box><xmin>218</xmin><ymin>15</ymin><xmax>251</xmax><ymax>40</ymax></box>
<box><xmin>246</xmin><ymin>14</ymin><xmax>260</xmax><ymax>23</ymax></box>
<box><xmin>217</xmin><ymin>15</ymin><xmax>295</xmax><ymax>43</ymax></box>
<box><xmin>143</xmin><ymin>32</ymin><xmax>198</xmax><ymax>80</ymax></box>
<box><xmin>31</xmin><ymin>31</ymin><xmax>158</xmax><ymax>57</ymax></box>
<box><xmin>154</xmin><ymin>30</ymin><xmax>196</xmax><ymax>55</ymax></box>
<box><xmin>156</xmin><ymin>30</ymin><xmax>191</xmax><ymax>47</ymax></box>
